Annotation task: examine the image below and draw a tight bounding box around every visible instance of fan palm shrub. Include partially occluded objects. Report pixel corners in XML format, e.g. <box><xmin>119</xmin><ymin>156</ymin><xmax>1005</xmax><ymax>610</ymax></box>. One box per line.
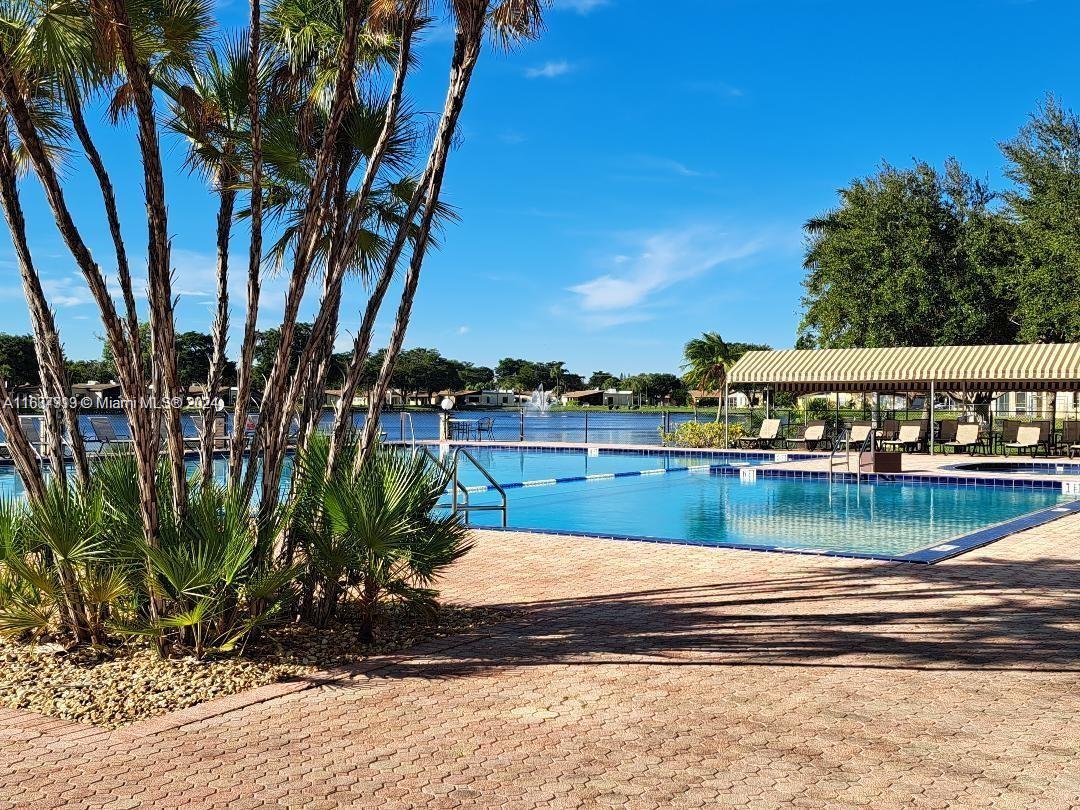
<box><xmin>290</xmin><ymin>434</ymin><xmax>471</xmax><ymax>641</ymax></box>
<box><xmin>0</xmin><ymin>482</ymin><xmax>127</xmax><ymax>645</ymax></box>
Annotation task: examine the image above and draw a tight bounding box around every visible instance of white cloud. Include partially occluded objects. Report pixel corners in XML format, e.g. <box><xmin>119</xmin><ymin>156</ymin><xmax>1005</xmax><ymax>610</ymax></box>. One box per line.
<box><xmin>457</xmin><ymin>325</ymin><xmax>470</xmax><ymax>335</ymax></box>
<box><xmin>633</xmin><ymin>155</ymin><xmax>715</xmax><ymax>179</ymax></box>
<box><xmin>526</xmin><ymin>61</ymin><xmax>573</xmax><ymax>79</ymax></box>
<box><xmin>553</xmin><ymin>0</ymin><xmax>610</xmax><ymax>13</ymax></box>
<box><xmin>567</xmin><ymin>227</ymin><xmax>761</xmax><ymax>327</ymax></box>
<box><xmin>42</xmin><ymin>275</ymin><xmax>94</xmax><ymax>308</ymax></box>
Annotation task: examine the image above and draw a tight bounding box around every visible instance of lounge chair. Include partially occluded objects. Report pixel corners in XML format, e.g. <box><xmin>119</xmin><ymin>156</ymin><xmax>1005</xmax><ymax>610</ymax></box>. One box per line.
<box><xmin>736</xmin><ymin>418</ymin><xmax>782</xmax><ymax>449</ymax></box>
<box><xmin>881</xmin><ymin>423</ymin><xmax>923</xmax><ymax>452</ymax></box>
<box><xmin>191</xmin><ymin>414</ymin><xmax>231</xmax><ymax>452</ymax></box>
<box><xmin>934</xmin><ymin>419</ymin><xmax>958</xmax><ymax>452</ymax></box>
<box><xmin>88</xmin><ymin>416</ymin><xmax>135</xmax><ymax>452</ymax></box>
<box><xmin>0</xmin><ymin>416</ymin><xmax>45</xmax><ymax>462</ymax></box>
<box><xmin>879</xmin><ymin>419</ymin><xmax>900</xmax><ymax>440</ymax></box>
<box><xmin>845</xmin><ymin>421</ymin><xmax>873</xmax><ymax>451</ymax></box>
<box><xmin>998</xmin><ymin>419</ymin><xmax>1020</xmax><ymax>455</ymax></box>
<box><xmin>1003</xmin><ymin>425</ymin><xmax>1042</xmax><ymax>457</ymax></box>
<box><xmin>787</xmin><ymin>421</ymin><xmax>826</xmax><ymax>451</ymax></box>
<box><xmin>942</xmin><ymin>423</ymin><xmax>981</xmax><ymax>454</ymax></box>
<box><xmin>18</xmin><ymin>416</ymin><xmax>46</xmax><ymax>458</ymax></box>
<box><xmin>1063</xmin><ymin>420</ymin><xmax>1080</xmax><ymax>459</ymax></box>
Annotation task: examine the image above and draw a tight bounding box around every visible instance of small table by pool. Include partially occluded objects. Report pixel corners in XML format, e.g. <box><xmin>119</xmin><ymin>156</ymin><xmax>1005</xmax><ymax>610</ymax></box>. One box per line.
<box><xmin>448</xmin><ymin>418</ymin><xmax>479</xmax><ymax>439</ymax></box>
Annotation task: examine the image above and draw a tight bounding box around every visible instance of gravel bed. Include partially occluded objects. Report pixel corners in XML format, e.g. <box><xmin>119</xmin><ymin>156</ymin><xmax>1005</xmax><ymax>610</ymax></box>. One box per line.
<box><xmin>0</xmin><ymin>604</ymin><xmax>514</xmax><ymax>728</ymax></box>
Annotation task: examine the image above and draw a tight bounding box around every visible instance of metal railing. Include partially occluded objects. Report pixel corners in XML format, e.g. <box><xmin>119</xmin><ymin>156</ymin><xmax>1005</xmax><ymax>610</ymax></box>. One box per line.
<box><xmin>421</xmin><ymin>445</ymin><xmax>507</xmax><ymax>527</ymax></box>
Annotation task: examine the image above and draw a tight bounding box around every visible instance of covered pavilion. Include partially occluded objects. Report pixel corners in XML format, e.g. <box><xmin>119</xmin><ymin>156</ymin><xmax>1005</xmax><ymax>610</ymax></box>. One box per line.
<box><xmin>725</xmin><ymin>343</ymin><xmax>1080</xmax><ymax>455</ymax></box>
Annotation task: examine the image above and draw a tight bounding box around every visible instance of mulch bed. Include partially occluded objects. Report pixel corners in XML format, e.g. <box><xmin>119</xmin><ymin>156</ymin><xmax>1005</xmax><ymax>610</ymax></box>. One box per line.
<box><xmin>0</xmin><ymin>603</ymin><xmax>514</xmax><ymax>728</ymax></box>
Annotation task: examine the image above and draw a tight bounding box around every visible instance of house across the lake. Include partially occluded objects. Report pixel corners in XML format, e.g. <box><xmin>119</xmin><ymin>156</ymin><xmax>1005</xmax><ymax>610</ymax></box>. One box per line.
<box><xmin>561</xmin><ymin>389</ymin><xmax>636</xmax><ymax>408</ymax></box>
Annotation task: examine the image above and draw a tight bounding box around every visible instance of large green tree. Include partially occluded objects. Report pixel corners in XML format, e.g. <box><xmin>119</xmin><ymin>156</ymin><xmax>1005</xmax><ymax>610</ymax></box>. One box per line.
<box><xmin>1001</xmin><ymin>96</ymin><xmax>1080</xmax><ymax>343</ymax></box>
<box><xmin>799</xmin><ymin>159</ymin><xmax>1017</xmax><ymax>348</ymax></box>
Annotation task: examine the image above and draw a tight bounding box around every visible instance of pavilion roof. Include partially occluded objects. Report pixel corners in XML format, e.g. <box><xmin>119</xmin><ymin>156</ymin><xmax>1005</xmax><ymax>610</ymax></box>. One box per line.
<box><xmin>727</xmin><ymin>343</ymin><xmax>1080</xmax><ymax>393</ymax></box>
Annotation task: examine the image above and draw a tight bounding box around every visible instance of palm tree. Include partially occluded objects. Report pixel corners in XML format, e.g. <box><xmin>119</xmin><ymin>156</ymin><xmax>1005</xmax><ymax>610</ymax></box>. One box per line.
<box><xmin>682</xmin><ymin>332</ymin><xmax>738</xmax><ymax>422</ymax></box>
<box><xmin>161</xmin><ymin>34</ymin><xmax>254</xmax><ymax>484</ymax></box>
<box><xmin>352</xmin><ymin>0</ymin><xmax>548</xmax><ymax>465</ymax></box>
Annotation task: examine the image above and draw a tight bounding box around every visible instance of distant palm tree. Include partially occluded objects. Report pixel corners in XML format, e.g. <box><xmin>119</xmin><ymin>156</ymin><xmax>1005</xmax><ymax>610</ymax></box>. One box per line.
<box><xmin>682</xmin><ymin>332</ymin><xmax>738</xmax><ymax>422</ymax></box>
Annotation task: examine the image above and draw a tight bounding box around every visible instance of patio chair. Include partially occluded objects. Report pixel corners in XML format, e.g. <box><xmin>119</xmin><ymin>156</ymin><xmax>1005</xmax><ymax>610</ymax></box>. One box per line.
<box><xmin>880</xmin><ymin>423</ymin><xmax>923</xmax><ymax>452</ymax></box>
<box><xmin>736</xmin><ymin>418</ymin><xmax>782</xmax><ymax>449</ymax></box>
<box><xmin>1063</xmin><ymin>420</ymin><xmax>1080</xmax><ymax>459</ymax></box>
<box><xmin>845</xmin><ymin>421</ymin><xmax>873</xmax><ymax>451</ymax></box>
<box><xmin>1003</xmin><ymin>424</ymin><xmax>1042</xmax><ymax>457</ymax></box>
<box><xmin>941</xmin><ymin>423</ymin><xmax>981</xmax><ymax>454</ymax></box>
<box><xmin>877</xmin><ymin>419</ymin><xmax>900</xmax><ymax>442</ymax></box>
<box><xmin>934</xmin><ymin>419</ymin><xmax>958</xmax><ymax>452</ymax></box>
<box><xmin>475</xmin><ymin>417</ymin><xmax>495</xmax><ymax>441</ymax></box>
<box><xmin>0</xmin><ymin>416</ymin><xmax>46</xmax><ymax>462</ymax></box>
<box><xmin>191</xmin><ymin>414</ymin><xmax>231</xmax><ymax>452</ymax></box>
<box><xmin>88</xmin><ymin>416</ymin><xmax>135</xmax><ymax>452</ymax></box>
<box><xmin>998</xmin><ymin>419</ymin><xmax>1020</xmax><ymax>454</ymax></box>
<box><xmin>787</xmin><ymin>421</ymin><xmax>826</xmax><ymax>451</ymax></box>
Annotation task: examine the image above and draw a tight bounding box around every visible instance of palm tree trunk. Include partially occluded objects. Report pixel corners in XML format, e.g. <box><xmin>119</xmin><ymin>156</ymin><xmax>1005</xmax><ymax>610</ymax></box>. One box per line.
<box><xmin>200</xmin><ymin>176</ymin><xmax>236</xmax><ymax>486</ymax></box>
<box><xmin>248</xmin><ymin>0</ymin><xmax>369</xmax><ymax>507</ymax></box>
<box><xmin>228</xmin><ymin>0</ymin><xmax>264</xmax><ymax>493</ymax></box>
<box><xmin>356</xmin><ymin>22</ymin><xmax>485</xmax><ymax>463</ymax></box>
<box><xmin>106</xmin><ymin>0</ymin><xmax>187</xmax><ymax>517</ymax></box>
<box><xmin>0</xmin><ymin>48</ymin><xmax>159</xmax><ymax>545</ymax></box>
<box><xmin>0</xmin><ymin>377</ymin><xmax>45</xmax><ymax>503</ymax></box>
<box><xmin>255</xmin><ymin>3</ymin><xmax>412</xmax><ymax>505</ymax></box>
<box><xmin>67</xmin><ymin>87</ymin><xmax>141</xmax><ymax>349</ymax></box>
<box><xmin>0</xmin><ymin>122</ymin><xmax>90</xmax><ymax>485</ymax></box>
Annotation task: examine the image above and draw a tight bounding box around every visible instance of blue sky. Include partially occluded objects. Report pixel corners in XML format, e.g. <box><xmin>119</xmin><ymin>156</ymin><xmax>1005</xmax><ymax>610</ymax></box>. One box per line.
<box><xmin>5</xmin><ymin>0</ymin><xmax>1080</xmax><ymax>375</ymax></box>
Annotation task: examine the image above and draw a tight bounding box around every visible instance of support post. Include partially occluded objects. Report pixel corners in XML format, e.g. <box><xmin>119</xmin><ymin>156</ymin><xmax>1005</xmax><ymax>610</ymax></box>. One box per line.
<box><xmin>723</xmin><ymin>382</ymin><xmax>730</xmax><ymax>448</ymax></box>
<box><xmin>929</xmin><ymin>380</ymin><xmax>936</xmax><ymax>456</ymax></box>
<box><xmin>519</xmin><ymin>407</ymin><xmax>525</xmax><ymax>442</ymax></box>
<box><xmin>583</xmin><ymin>409</ymin><xmax>589</xmax><ymax>444</ymax></box>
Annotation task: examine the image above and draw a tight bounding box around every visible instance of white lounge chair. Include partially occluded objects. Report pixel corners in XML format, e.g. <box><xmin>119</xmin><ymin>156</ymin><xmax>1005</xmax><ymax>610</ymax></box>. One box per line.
<box><xmin>736</xmin><ymin>418</ymin><xmax>783</xmax><ymax>449</ymax></box>
<box><xmin>942</xmin><ymin>423</ymin><xmax>981</xmax><ymax>454</ymax></box>
<box><xmin>1003</xmin><ymin>425</ymin><xmax>1041</xmax><ymax>458</ymax></box>
<box><xmin>881</xmin><ymin>423</ymin><xmax>922</xmax><ymax>452</ymax></box>
<box><xmin>787</xmin><ymin>422</ymin><xmax>826</xmax><ymax>451</ymax></box>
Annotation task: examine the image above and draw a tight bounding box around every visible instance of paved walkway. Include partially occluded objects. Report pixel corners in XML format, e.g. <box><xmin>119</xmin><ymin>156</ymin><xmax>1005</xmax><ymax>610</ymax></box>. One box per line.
<box><xmin>3</xmin><ymin>517</ymin><xmax>1079</xmax><ymax>808</ymax></box>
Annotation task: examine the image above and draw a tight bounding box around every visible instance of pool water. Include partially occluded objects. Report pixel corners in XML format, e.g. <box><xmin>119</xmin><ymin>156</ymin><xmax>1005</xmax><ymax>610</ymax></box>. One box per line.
<box><xmin>1</xmin><ymin>446</ymin><xmax>1069</xmax><ymax>562</ymax></box>
<box><xmin>462</xmin><ymin>468</ymin><xmax>1070</xmax><ymax>559</ymax></box>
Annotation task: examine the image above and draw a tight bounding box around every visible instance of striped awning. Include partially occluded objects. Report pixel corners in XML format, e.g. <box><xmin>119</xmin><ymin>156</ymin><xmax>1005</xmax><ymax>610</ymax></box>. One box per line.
<box><xmin>727</xmin><ymin>343</ymin><xmax>1080</xmax><ymax>393</ymax></box>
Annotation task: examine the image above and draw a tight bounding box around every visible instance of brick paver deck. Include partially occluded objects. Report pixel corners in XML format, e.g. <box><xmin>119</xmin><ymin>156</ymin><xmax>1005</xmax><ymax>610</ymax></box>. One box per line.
<box><xmin>2</xmin><ymin>516</ymin><xmax>1079</xmax><ymax>808</ymax></box>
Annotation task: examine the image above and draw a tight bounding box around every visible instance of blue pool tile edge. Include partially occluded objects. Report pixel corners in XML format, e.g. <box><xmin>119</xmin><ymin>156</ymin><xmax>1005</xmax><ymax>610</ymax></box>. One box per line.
<box><xmin>476</xmin><ymin>498</ymin><xmax>1080</xmax><ymax>565</ymax></box>
<box><xmin>896</xmin><ymin>498</ymin><xmax>1080</xmax><ymax>563</ymax></box>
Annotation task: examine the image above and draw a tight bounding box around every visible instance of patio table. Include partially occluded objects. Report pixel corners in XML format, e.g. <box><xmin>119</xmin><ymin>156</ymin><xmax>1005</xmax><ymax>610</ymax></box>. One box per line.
<box><xmin>448</xmin><ymin>418</ymin><xmax>480</xmax><ymax>440</ymax></box>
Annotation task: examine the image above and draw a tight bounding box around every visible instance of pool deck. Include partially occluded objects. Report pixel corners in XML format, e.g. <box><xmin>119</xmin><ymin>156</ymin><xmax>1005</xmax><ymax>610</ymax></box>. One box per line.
<box><xmin>3</xmin><ymin>517</ymin><xmax>1078</xmax><ymax>808</ymax></box>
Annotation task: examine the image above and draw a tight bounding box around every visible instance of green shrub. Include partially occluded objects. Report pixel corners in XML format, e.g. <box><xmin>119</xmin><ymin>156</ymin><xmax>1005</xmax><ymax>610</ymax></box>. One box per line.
<box><xmin>660</xmin><ymin>420</ymin><xmax>745</xmax><ymax>448</ymax></box>
<box><xmin>289</xmin><ymin>435</ymin><xmax>472</xmax><ymax>641</ymax></box>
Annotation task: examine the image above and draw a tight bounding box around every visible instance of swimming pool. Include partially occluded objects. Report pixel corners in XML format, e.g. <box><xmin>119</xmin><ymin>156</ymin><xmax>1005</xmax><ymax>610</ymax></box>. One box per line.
<box><xmin>1</xmin><ymin>445</ymin><xmax>1072</xmax><ymax>563</ymax></box>
<box><xmin>450</xmin><ymin>448</ymin><xmax>1076</xmax><ymax>562</ymax></box>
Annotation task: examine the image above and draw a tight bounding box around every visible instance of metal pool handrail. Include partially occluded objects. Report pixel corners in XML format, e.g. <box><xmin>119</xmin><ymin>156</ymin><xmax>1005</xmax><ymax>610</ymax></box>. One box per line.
<box><xmin>421</xmin><ymin>445</ymin><xmax>508</xmax><ymax>527</ymax></box>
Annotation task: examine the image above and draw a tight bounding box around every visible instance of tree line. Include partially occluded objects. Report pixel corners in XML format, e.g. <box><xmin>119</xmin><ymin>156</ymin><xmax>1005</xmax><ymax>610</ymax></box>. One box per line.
<box><xmin>800</xmin><ymin>96</ymin><xmax>1080</xmax><ymax>348</ymax></box>
<box><xmin>0</xmin><ymin>328</ymin><xmax>695</xmax><ymax>406</ymax></box>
